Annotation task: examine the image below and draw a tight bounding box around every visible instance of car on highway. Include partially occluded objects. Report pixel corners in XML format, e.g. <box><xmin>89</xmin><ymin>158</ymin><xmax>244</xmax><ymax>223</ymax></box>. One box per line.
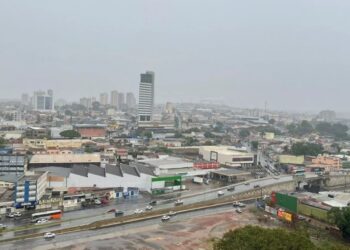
<box><xmin>107</xmin><ymin>208</ymin><xmax>116</xmax><ymax>213</ymax></box>
<box><xmin>44</xmin><ymin>232</ymin><xmax>56</xmax><ymax>239</ymax></box>
<box><xmin>168</xmin><ymin>211</ymin><xmax>177</xmax><ymax>216</ymax></box>
<box><xmin>244</xmin><ymin>182</ymin><xmax>250</xmax><ymax>186</ymax></box>
<box><xmin>94</xmin><ymin>199</ymin><xmax>102</xmax><ymax>205</ymax></box>
<box><xmin>233</xmin><ymin>202</ymin><xmax>246</xmax><ymax>208</ymax></box>
<box><xmin>174</xmin><ymin>200</ymin><xmax>183</xmax><ymax>206</ymax></box>
<box><xmin>253</xmin><ymin>184</ymin><xmax>260</xmax><ymax>188</ymax></box>
<box><xmin>115</xmin><ymin>210</ymin><xmax>124</xmax><ymax>217</ymax></box>
<box><xmin>0</xmin><ymin>223</ymin><xmax>7</xmax><ymax>229</ymax></box>
<box><xmin>36</xmin><ymin>218</ymin><xmax>48</xmax><ymax>225</ymax></box>
<box><xmin>161</xmin><ymin>215</ymin><xmax>171</xmax><ymax>222</ymax></box>
<box><xmin>145</xmin><ymin>205</ymin><xmax>153</xmax><ymax>211</ymax></box>
<box><xmin>13</xmin><ymin>211</ymin><xmax>22</xmax><ymax>217</ymax></box>
<box><xmin>235</xmin><ymin>208</ymin><xmax>242</xmax><ymax>213</ymax></box>
<box><xmin>149</xmin><ymin>200</ymin><xmax>157</xmax><ymax>206</ymax></box>
<box><xmin>6</xmin><ymin>213</ymin><xmax>14</xmax><ymax>218</ymax></box>
<box><xmin>217</xmin><ymin>191</ymin><xmax>224</xmax><ymax>196</ymax></box>
<box><xmin>134</xmin><ymin>209</ymin><xmax>144</xmax><ymax>214</ymax></box>
<box><xmin>227</xmin><ymin>186</ymin><xmax>235</xmax><ymax>192</ymax></box>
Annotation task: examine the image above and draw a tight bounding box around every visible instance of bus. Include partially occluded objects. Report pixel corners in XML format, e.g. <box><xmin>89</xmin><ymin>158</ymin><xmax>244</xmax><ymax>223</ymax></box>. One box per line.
<box><xmin>31</xmin><ymin>210</ymin><xmax>62</xmax><ymax>222</ymax></box>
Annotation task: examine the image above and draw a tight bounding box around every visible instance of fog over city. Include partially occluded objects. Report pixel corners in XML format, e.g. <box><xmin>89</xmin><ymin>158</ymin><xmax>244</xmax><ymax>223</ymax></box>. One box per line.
<box><xmin>0</xmin><ymin>0</ymin><xmax>350</xmax><ymax>112</ymax></box>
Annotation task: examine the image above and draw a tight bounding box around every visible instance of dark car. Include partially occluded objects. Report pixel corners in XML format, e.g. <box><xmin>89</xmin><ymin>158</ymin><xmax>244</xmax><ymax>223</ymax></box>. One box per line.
<box><xmin>227</xmin><ymin>186</ymin><xmax>235</xmax><ymax>192</ymax></box>
<box><xmin>149</xmin><ymin>200</ymin><xmax>157</xmax><ymax>205</ymax></box>
<box><xmin>115</xmin><ymin>210</ymin><xmax>124</xmax><ymax>217</ymax></box>
<box><xmin>254</xmin><ymin>184</ymin><xmax>260</xmax><ymax>188</ymax></box>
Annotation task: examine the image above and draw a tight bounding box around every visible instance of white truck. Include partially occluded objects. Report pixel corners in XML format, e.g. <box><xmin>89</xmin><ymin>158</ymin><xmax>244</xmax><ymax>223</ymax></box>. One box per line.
<box><xmin>193</xmin><ymin>177</ymin><xmax>203</xmax><ymax>184</ymax></box>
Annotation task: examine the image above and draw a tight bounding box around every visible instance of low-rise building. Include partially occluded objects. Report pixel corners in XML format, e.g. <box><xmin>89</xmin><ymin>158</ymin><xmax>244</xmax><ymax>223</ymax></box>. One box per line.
<box><xmin>199</xmin><ymin>146</ymin><xmax>254</xmax><ymax>167</ymax></box>
<box><xmin>14</xmin><ymin>171</ymin><xmax>48</xmax><ymax>209</ymax></box>
<box><xmin>29</xmin><ymin>154</ymin><xmax>101</xmax><ymax>168</ymax></box>
<box><xmin>308</xmin><ymin>155</ymin><xmax>342</xmax><ymax>172</ymax></box>
<box><xmin>74</xmin><ymin>124</ymin><xmax>107</xmax><ymax>138</ymax></box>
<box><xmin>0</xmin><ymin>155</ymin><xmax>26</xmax><ymax>176</ymax></box>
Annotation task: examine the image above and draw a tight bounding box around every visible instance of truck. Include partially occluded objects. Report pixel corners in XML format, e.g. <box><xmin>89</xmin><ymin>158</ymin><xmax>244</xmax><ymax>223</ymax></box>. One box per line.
<box><xmin>193</xmin><ymin>177</ymin><xmax>203</xmax><ymax>184</ymax></box>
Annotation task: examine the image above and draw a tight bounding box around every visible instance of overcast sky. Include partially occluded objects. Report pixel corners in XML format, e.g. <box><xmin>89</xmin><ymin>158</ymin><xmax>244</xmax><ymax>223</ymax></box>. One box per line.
<box><xmin>0</xmin><ymin>0</ymin><xmax>349</xmax><ymax>112</ymax></box>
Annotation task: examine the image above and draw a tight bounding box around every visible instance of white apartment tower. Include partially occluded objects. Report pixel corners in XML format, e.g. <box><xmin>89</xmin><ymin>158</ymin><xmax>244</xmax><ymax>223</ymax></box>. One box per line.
<box><xmin>138</xmin><ymin>71</ymin><xmax>155</xmax><ymax>122</ymax></box>
<box><xmin>110</xmin><ymin>90</ymin><xmax>118</xmax><ymax>107</ymax></box>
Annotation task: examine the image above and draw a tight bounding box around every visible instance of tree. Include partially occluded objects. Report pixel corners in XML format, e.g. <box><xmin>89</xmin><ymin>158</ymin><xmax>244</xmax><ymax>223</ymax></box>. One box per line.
<box><xmin>287</xmin><ymin>120</ymin><xmax>314</xmax><ymax>136</ymax></box>
<box><xmin>142</xmin><ymin>131</ymin><xmax>153</xmax><ymax>139</ymax></box>
<box><xmin>239</xmin><ymin>129</ymin><xmax>250</xmax><ymax>139</ymax></box>
<box><xmin>291</xmin><ymin>142</ymin><xmax>323</xmax><ymax>156</ymax></box>
<box><xmin>268</xmin><ymin>118</ymin><xmax>275</xmax><ymax>124</ymax></box>
<box><xmin>213</xmin><ymin>225</ymin><xmax>316</xmax><ymax>250</ymax></box>
<box><xmin>204</xmin><ymin>131</ymin><xmax>215</xmax><ymax>138</ymax></box>
<box><xmin>0</xmin><ymin>137</ymin><xmax>6</xmax><ymax>147</ymax></box>
<box><xmin>60</xmin><ymin>130</ymin><xmax>81</xmax><ymax>138</ymax></box>
<box><xmin>315</xmin><ymin>122</ymin><xmax>349</xmax><ymax>140</ymax></box>
<box><xmin>328</xmin><ymin>207</ymin><xmax>350</xmax><ymax>240</ymax></box>
<box><xmin>251</xmin><ymin>141</ymin><xmax>258</xmax><ymax>151</ymax></box>
<box><xmin>174</xmin><ymin>131</ymin><xmax>182</xmax><ymax>138</ymax></box>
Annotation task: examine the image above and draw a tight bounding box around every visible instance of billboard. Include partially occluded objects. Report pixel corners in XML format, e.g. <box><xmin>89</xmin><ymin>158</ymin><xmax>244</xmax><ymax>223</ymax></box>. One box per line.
<box><xmin>277</xmin><ymin>209</ymin><xmax>293</xmax><ymax>222</ymax></box>
<box><xmin>276</xmin><ymin>192</ymin><xmax>298</xmax><ymax>213</ymax></box>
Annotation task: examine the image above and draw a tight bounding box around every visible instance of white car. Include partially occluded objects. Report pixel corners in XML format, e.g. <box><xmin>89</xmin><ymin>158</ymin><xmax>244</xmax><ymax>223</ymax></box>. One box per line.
<box><xmin>168</xmin><ymin>211</ymin><xmax>177</xmax><ymax>216</ymax></box>
<box><xmin>145</xmin><ymin>205</ymin><xmax>153</xmax><ymax>211</ymax></box>
<box><xmin>94</xmin><ymin>199</ymin><xmax>102</xmax><ymax>205</ymax></box>
<box><xmin>238</xmin><ymin>202</ymin><xmax>246</xmax><ymax>208</ymax></box>
<box><xmin>44</xmin><ymin>232</ymin><xmax>56</xmax><ymax>239</ymax></box>
<box><xmin>236</xmin><ymin>208</ymin><xmax>242</xmax><ymax>213</ymax></box>
<box><xmin>13</xmin><ymin>212</ymin><xmax>22</xmax><ymax>217</ymax></box>
<box><xmin>134</xmin><ymin>209</ymin><xmax>144</xmax><ymax>214</ymax></box>
<box><xmin>6</xmin><ymin>213</ymin><xmax>14</xmax><ymax>218</ymax></box>
<box><xmin>174</xmin><ymin>200</ymin><xmax>183</xmax><ymax>206</ymax></box>
<box><xmin>0</xmin><ymin>223</ymin><xmax>7</xmax><ymax>229</ymax></box>
<box><xmin>161</xmin><ymin>215</ymin><xmax>171</xmax><ymax>222</ymax></box>
<box><xmin>36</xmin><ymin>218</ymin><xmax>48</xmax><ymax>224</ymax></box>
<box><xmin>217</xmin><ymin>191</ymin><xmax>224</xmax><ymax>196</ymax></box>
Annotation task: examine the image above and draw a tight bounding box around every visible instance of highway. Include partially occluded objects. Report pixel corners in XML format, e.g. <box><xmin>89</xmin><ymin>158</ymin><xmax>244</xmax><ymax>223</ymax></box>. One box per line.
<box><xmin>0</xmin><ymin>172</ymin><xmax>317</xmax><ymax>243</ymax></box>
<box><xmin>1</xmin><ymin>203</ymin><xmax>243</xmax><ymax>250</ymax></box>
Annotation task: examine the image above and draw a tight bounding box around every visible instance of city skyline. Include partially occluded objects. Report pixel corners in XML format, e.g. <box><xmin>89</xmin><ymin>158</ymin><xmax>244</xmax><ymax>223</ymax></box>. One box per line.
<box><xmin>1</xmin><ymin>1</ymin><xmax>350</xmax><ymax>113</ymax></box>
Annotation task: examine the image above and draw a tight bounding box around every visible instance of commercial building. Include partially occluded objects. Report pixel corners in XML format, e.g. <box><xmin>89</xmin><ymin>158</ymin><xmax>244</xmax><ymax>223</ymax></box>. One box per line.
<box><xmin>309</xmin><ymin>155</ymin><xmax>341</xmax><ymax>172</ymax></box>
<box><xmin>99</xmin><ymin>93</ymin><xmax>109</xmax><ymax>106</ymax></box>
<box><xmin>25</xmin><ymin>126</ymin><xmax>50</xmax><ymax>139</ymax></box>
<box><xmin>14</xmin><ymin>171</ymin><xmax>48</xmax><ymax>209</ymax></box>
<box><xmin>0</xmin><ymin>155</ymin><xmax>26</xmax><ymax>176</ymax></box>
<box><xmin>32</xmin><ymin>90</ymin><xmax>54</xmax><ymax>112</ymax></box>
<box><xmin>278</xmin><ymin>155</ymin><xmax>305</xmax><ymax>165</ymax></box>
<box><xmin>118</xmin><ymin>92</ymin><xmax>125</xmax><ymax>110</ymax></box>
<box><xmin>126</xmin><ymin>92</ymin><xmax>136</xmax><ymax>109</ymax></box>
<box><xmin>199</xmin><ymin>146</ymin><xmax>254</xmax><ymax>167</ymax></box>
<box><xmin>28</xmin><ymin>154</ymin><xmax>101</xmax><ymax>168</ymax></box>
<box><xmin>67</xmin><ymin>164</ymin><xmax>154</xmax><ymax>192</ymax></box>
<box><xmin>138</xmin><ymin>71</ymin><xmax>155</xmax><ymax>123</ymax></box>
<box><xmin>23</xmin><ymin>138</ymin><xmax>94</xmax><ymax>150</ymax></box>
<box><xmin>110</xmin><ymin>90</ymin><xmax>118</xmax><ymax>107</ymax></box>
<box><xmin>74</xmin><ymin>124</ymin><xmax>107</xmax><ymax>138</ymax></box>
<box><xmin>79</xmin><ymin>97</ymin><xmax>93</xmax><ymax>109</ymax></box>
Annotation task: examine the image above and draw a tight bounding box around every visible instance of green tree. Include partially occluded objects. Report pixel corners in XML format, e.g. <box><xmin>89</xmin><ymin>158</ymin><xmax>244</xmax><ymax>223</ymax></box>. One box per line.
<box><xmin>142</xmin><ymin>131</ymin><xmax>153</xmax><ymax>139</ymax></box>
<box><xmin>204</xmin><ymin>131</ymin><xmax>215</xmax><ymax>138</ymax></box>
<box><xmin>328</xmin><ymin>207</ymin><xmax>350</xmax><ymax>240</ymax></box>
<box><xmin>60</xmin><ymin>130</ymin><xmax>81</xmax><ymax>138</ymax></box>
<box><xmin>214</xmin><ymin>225</ymin><xmax>316</xmax><ymax>250</ymax></box>
<box><xmin>0</xmin><ymin>137</ymin><xmax>6</xmax><ymax>147</ymax></box>
<box><xmin>287</xmin><ymin>120</ymin><xmax>314</xmax><ymax>136</ymax></box>
<box><xmin>268</xmin><ymin>118</ymin><xmax>275</xmax><ymax>124</ymax></box>
<box><xmin>239</xmin><ymin>129</ymin><xmax>250</xmax><ymax>138</ymax></box>
<box><xmin>291</xmin><ymin>142</ymin><xmax>323</xmax><ymax>156</ymax></box>
<box><xmin>251</xmin><ymin>141</ymin><xmax>258</xmax><ymax>151</ymax></box>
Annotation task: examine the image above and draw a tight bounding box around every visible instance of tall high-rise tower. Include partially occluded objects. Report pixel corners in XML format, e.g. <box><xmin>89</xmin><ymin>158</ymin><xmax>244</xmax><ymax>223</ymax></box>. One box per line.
<box><xmin>138</xmin><ymin>71</ymin><xmax>154</xmax><ymax>122</ymax></box>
